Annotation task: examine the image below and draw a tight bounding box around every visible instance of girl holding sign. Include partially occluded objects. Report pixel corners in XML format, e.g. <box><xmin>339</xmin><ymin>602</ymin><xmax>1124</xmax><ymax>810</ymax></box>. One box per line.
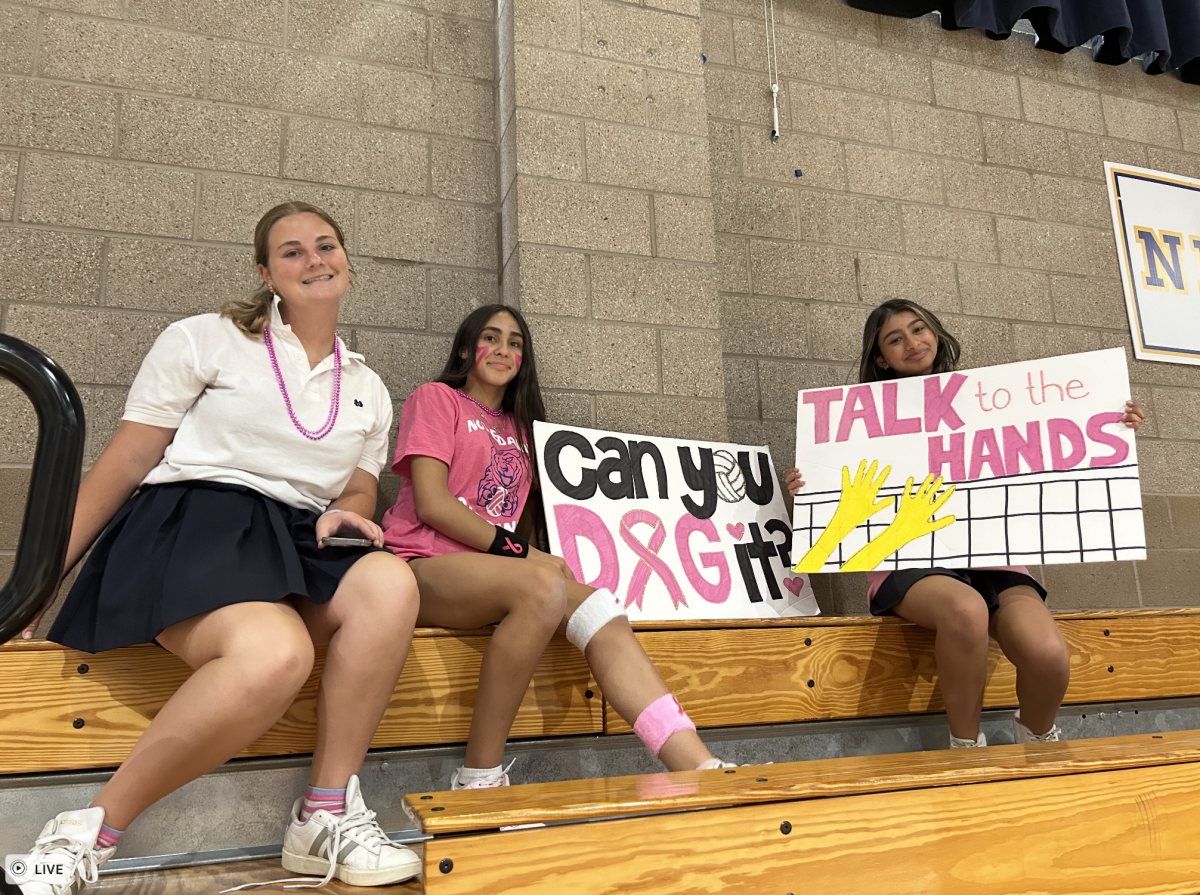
<box><xmin>381</xmin><ymin>305</ymin><xmax>733</xmax><ymax>788</ymax></box>
<box><xmin>786</xmin><ymin>298</ymin><xmax>1145</xmax><ymax>749</ymax></box>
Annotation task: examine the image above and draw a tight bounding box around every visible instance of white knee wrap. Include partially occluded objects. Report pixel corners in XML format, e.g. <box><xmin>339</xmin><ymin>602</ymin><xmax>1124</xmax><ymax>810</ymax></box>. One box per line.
<box><xmin>565</xmin><ymin>588</ymin><xmax>627</xmax><ymax>652</ymax></box>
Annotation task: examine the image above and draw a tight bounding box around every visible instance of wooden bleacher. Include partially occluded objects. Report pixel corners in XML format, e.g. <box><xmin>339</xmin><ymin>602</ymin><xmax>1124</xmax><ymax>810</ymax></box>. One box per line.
<box><xmin>3</xmin><ymin>609</ymin><xmax>1200</xmax><ymax>774</ymax></box>
<box><xmin>403</xmin><ymin>731</ymin><xmax>1200</xmax><ymax>894</ymax></box>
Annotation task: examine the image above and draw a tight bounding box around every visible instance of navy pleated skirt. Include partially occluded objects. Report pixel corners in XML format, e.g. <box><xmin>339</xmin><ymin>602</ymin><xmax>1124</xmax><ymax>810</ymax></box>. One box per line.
<box><xmin>49</xmin><ymin>481</ymin><xmax>381</xmax><ymax>654</ymax></box>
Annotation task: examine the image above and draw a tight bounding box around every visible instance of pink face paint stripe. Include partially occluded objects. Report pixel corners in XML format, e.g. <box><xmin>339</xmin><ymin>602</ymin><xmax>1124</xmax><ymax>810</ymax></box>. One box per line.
<box><xmin>475</xmin><ymin>346</ymin><xmax>489</xmax><ymax>367</ymax></box>
<box><xmin>619</xmin><ymin>510</ymin><xmax>687</xmax><ymax>610</ymax></box>
<box><xmin>514</xmin><ymin>352</ymin><xmax>522</xmax><ymax>372</ymax></box>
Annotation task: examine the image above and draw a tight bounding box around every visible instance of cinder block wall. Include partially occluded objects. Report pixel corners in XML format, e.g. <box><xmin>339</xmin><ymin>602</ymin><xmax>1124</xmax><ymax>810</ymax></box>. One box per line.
<box><xmin>0</xmin><ymin>0</ymin><xmax>499</xmax><ymax>618</ymax></box>
<box><xmin>702</xmin><ymin>1</ymin><xmax>1200</xmax><ymax>612</ymax></box>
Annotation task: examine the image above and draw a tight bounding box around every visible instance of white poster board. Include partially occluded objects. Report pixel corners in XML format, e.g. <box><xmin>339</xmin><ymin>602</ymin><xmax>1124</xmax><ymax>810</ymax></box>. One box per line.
<box><xmin>1106</xmin><ymin>161</ymin><xmax>1200</xmax><ymax>365</ymax></box>
<box><xmin>792</xmin><ymin>349</ymin><xmax>1145</xmax><ymax>573</ymax></box>
<box><xmin>535</xmin><ymin>421</ymin><xmax>818</xmax><ymax>620</ymax></box>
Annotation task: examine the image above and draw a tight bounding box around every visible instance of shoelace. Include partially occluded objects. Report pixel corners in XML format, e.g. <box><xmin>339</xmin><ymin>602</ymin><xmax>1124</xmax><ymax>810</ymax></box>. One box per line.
<box><xmin>220</xmin><ymin>806</ymin><xmax>392</xmax><ymax>893</ymax></box>
<box><xmin>30</xmin><ymin>833</ymin><xmax>102</xmax><ymax>889</ymax></box>
<box><xmin>1027</xmin><ymin>724</ymin><xmax>1062</xmax><ymax>743</ymax></box>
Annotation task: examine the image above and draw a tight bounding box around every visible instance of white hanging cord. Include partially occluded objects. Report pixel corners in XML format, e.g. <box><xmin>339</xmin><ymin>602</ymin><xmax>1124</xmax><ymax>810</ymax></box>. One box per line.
<box><xmin>763</xmin><ymin>0</ymin><xmax>780</xmax><ymax>141</ymax></box>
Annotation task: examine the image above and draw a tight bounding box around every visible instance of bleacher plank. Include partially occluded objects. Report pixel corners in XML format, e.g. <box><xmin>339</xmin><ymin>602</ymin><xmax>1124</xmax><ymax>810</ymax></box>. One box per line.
<box><xmin>407</xmin><ymin>732</ymin><xmax>1200</xmax><ymax>895</ymax></box>
<box><xmin>606</xmin><ymin>610</ymin><xmax>1200</xmax><ymax>733</ymax></box>
<box><xmin>0</xmin><ymin>630</ymin><xmax>599</xmax><ymax>774</ymax></box>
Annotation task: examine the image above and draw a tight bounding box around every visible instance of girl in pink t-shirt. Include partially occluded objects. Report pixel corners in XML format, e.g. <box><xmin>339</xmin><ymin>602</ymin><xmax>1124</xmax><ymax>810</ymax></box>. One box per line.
<box><xmin>785</xmin><ymin>299</ymin><xmax>1145</xmax><ymax>749</ymax></box>
<box><xmin>382</xmin><ymin>304</ymin><xmax>732</xmax><ymax>788</ymax></box>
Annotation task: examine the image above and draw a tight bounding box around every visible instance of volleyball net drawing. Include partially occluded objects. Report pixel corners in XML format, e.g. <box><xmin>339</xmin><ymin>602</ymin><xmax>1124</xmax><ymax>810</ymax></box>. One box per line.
<box><xmin>792</xmin><ymin>461</ymin><xmax>1146</xmax><ymax>573</ymax></box>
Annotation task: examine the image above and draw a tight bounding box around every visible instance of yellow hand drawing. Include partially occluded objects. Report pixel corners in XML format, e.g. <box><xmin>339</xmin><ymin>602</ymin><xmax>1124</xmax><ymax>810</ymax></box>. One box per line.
<box><xmin>794</xmin><ymin>460</ymin><xmax>893</xmax><ymax>573</ymax></box>
<box><xmin>841</xmin><ymin>474</ymin><xmax>957</xmax><ymax>572</ymax></box>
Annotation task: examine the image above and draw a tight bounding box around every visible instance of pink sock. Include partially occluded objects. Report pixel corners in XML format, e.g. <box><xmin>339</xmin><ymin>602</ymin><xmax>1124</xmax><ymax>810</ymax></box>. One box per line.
<box><xmin>95</xmin><ymin>823</ymin><xmax>123</xmax><ymax>850</ymax></box>
<box><xmin>298</xmin><ymin>785</ymin><xmax>346</xmax><ymax>822</ymax></box>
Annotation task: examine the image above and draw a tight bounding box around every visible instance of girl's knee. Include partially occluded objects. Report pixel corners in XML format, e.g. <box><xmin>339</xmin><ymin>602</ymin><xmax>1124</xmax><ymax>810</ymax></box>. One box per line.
<box><xmin>343</xmin><ymin>553</ymin><xmax>421</xmax><ymax>628</ymax></box>
<box><xmin>938</xmin><ymin>594</ymin><xmax>990</xmax><ymax>645</ymax></box>
<box><xmin>242</xmin><ymin>632</ymin><xmax>315</xmax><ymax>701</ymax></box>
<box><xmin>520</xmin><ymin>565</ymin><xmax>569</xmax><ymax>622</ymax></box>
<box><xmin>1025</xmin><ymin>631</ymin><xmax>1071</xmax><ymax>680</ymax></box>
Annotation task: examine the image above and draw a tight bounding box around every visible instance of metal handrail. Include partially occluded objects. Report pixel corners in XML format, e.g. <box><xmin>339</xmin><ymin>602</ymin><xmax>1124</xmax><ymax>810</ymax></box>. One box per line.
<box><xmin>0</xmin><ymin>334</ymin><xmax>84</xmax><ymax>643</ymax></box>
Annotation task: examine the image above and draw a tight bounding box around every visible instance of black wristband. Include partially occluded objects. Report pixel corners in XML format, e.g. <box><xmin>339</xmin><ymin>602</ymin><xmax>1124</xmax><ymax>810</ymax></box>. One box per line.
<box><xmin>488</xmin><ymin>527</ymin><xmax>529</xmax><ymax>558</ymax></box>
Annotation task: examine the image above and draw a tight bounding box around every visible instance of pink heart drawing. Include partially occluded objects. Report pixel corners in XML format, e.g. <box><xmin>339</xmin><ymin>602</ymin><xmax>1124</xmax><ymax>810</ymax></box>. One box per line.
<box><xmin>783</xmin><ymin>577</ymin><xmax>804</xmax><ymax>596</ymax></box>
<box><xmin>725</xmin><ymin>523</ymin><xmax>745</xmax><ymax>540</ymax></box>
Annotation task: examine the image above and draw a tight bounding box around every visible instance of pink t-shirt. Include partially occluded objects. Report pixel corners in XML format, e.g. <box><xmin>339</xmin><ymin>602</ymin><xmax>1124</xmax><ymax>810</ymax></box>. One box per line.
<box><xmin>866</xmin><ymin>567</ymin><xmax>1031</xmax><ymax>602</ymax></box>
<box><xmin>381</xmin><ymin>382</ymin><xmax>532</xmax><ymax>560</ymax></box>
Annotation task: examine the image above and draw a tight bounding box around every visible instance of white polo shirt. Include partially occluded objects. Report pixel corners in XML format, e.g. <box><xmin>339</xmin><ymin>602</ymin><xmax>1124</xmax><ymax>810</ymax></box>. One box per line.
<box><xmin>123</xmin><ymin>299</ymin><xmax>392</xmax><ymax>513</ymax></box>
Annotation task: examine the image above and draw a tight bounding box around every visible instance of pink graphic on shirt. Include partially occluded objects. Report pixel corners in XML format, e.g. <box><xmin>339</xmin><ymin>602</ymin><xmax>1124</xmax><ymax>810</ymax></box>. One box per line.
<box><xmin>477</xmin><ymin>446</ymin><xmax>524</xmax><ymax>518</ymax></box>
<box><xmin>554</xmin><ymin>504</ymin><xmax>620</xmax><ymax>591</ymax></box>
<box><xmin>620</xmin><ymin>510</ymin><xmax>687</xmax><ymax>610</ymax></box>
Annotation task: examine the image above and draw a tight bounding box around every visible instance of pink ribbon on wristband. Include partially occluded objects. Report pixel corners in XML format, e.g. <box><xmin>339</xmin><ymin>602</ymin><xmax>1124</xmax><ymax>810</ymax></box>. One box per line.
<box><xmin>632</xmin><ymin>693</ymin><xmax>696</xmax><ymax>758</ymax></box>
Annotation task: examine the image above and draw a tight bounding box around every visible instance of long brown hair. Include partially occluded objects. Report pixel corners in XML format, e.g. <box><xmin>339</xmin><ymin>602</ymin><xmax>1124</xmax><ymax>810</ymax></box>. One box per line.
<box><xmin>221</xmin><ymin>201</ymin><xmax>352</xmax><ymax>337</ymax></box>
<box><xmin>858</xmin><ymin>299</ymin><xmax>961</xmax><ymax>383</ymax></box>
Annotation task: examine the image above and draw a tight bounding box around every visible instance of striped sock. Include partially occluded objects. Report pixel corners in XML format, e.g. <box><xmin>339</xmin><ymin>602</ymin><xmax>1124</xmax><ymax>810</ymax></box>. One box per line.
<box><xmin>298</xmin><ymin>785</ymin><xmax>346</xmax><ymax>822</ymax></box>
<box><xmin>95</xmin><ymin>823</ymin><xmax>123</xmax><ymax>850</ymax></box>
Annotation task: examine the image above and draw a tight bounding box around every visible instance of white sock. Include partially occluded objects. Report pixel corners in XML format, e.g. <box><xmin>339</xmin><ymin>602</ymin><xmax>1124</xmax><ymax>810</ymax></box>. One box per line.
<box><xmin>455</xmin><ymin>764</ymin><xmax>502</xmax><ymax>783</ymax></box>
<box><xmin>950</xmin><ymin>731</ymin><xmax>987</xmax><ymax>748</ymax></box>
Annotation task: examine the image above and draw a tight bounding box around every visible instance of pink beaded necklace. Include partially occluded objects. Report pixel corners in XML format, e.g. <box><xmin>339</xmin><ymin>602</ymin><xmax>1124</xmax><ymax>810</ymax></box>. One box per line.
<box><xmin>455</xmin><ymin>388</ymin><xmax>504</xmax><ymax>418</ymax></box>
<box><xmin>264</xmin><ymin>323</ymin><xmax>340</xmax><ymax>440</ymax></box>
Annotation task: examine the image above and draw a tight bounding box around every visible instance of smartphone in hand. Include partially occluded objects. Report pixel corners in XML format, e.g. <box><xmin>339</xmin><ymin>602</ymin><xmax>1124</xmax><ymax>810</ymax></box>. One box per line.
<box><xmin>320</xmin><ymin>536</ymin><xmax>374</xmax><ymax>547</ymax></box>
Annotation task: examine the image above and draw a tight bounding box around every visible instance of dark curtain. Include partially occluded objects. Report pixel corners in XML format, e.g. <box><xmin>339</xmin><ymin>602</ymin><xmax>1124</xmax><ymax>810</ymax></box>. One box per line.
<box><xmin>845</xmin><ymin>0</ymin><xmax>1200</xmax><ymax>81</ymax></box>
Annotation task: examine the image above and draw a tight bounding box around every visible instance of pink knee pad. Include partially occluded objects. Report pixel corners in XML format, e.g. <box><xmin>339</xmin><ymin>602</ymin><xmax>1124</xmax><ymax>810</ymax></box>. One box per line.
<box><xmin>632</xmin><ymin>694</ymin><xmax>696</xmax><ymax>758</ymax></box>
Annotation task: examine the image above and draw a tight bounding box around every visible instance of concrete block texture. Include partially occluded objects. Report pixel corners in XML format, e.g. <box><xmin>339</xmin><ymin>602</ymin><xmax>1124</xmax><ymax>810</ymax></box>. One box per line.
<box><xmin>749</xmin><ymin>241</ymin><xmax>858</xmax><ymax>303</ymax></box>
<box><xmin>706</xmin><ymin>67</ymin><xmax>791</xmax><ymax>128</ymax></box>
<box><xmin>104</xmin><ymin>239</ymin><xmax>253</xmax><ymax>316</ymax></box>
<box><xmin>284</xmin><ymin>119</ymin><xmax>429</xmax><ymax>194</ymax></box>
<box><xmin>732</xmin><ymin>20</ymin><xmax>835</xmax><ymax>80</ymax></box>
<box><xmin>758</xmin><ymin>359</ymin><xmax>851</xmax><ymax>420</ymax></box>
<box><xmin>723</xmin><ymin>356</ymin><xmax>758</xmax><ymax>414</ymax></box>
<box><xmin>940</xmin><ymin>313</ymin><xmax>1014</xmax><ymax>369</ymax></box>
<box><xmin>429</xmin><ymin>268</ymin><xmax>499</xmax><ymax>332</ymax></box>
<box><xmin>1033</xmin><ymin>173</ymin><xmax>1109</xmax><ymax>227</ymax></box>
<box><xmin>433</xmin><ymin>17</ymin><xmax>495</xmax><ymax>79</ymax></box>
<box><xmin>39</xmin><ymin>15</ymin><xmax>208</xmax><ymax>96</ymax></box>
<box><xmin>1139</xmin><ymin>439</ymin><xmax>1200</xmax><ymax>493</ymax></box>
<box><xmin>354</xmin><ymin>331</ymin><xmax>453</xmax><ymax>401</ymax></box>
<box><xmin>359</xmin><ymin>192</ymin><xmax>497</xmax><ymax>269</ymax></box>
<box><xmin>0</xmin><ymin>5</ymin><xmax>36</xmax><ymax>75</ymax></box>
<box><xmin>208</xmin><ymin>43</ymin><xmax>360</xmax><ymax>122</ymax></box>
<box><xmin>119</xmin><ymin>96</ymin><xmax>282</xmax><ymax>177</ymax></box>
<box><xmin>20</xmin><ymin>154</ymin><xmax>195</xmax><ymax>238</ymax></box>
<box><xmin>517</xmin><ymin>178</ymin><xmax>650</xmax><ymax>254</ymax></box>
<box><xmin>787</xmin><ymin>82</ymin><xmax>890</xmax><ymax>145</ymax></box>
<box><xmin>515</xmin><ymin>246</ymin><xmax>588</xmax><ymax>317</ymax></box>
<box><xmin>1067</xmin><ymin>132</ymin><xmax>1149</xmax><ymax>180</ymax></box>
<box><xmin>289</xmin><ymin>0</ymin><xmax>427</xmax><ymax>67</ymax></box>
<box><xmin>581</xmin><ymin>0</ymin><xmax>703</xmax><ymax>75</ymax></box>
<box><xmin>1050</xmin><ymin>274</ymin><xmax>1126</xmax><ymax>327</ymax></box>
<box><xmin>720</xmin><ymin>294</ymin><xmax>807</xmax><ymax>358</ymax></box>
<box><xmin>0</xmin><ymin>76</ymin><xmax>117</xmax><ymax>155</ymax></box>
<box><xmin>1181</xmin><ymin>110</ymin><xmax>1200</xmax><ymax>154</ymax></box>
<box><xmin>844</xmin><ymin>144</ymin><xmax>942</xmax><ymax>205</ymax></box>
<box><xmin>807</xmin><ymin>301</ymin><xmax>871</xmax><ymax>362</ymax></box>
<box><xmin>1</xmin><ymin>228</ymin><xmax>105</xmax><ymax>306</ymax></box>
<box><xmin>1146</xmin><ymin>147</ymin><xmax>1200</xmax><ymax>181</ymax></box>
<box><xmin>514</xmin><ymin>0</ymin><xmax>581</xmax><ymax>51</ymax></box>
<box><xmin>654</xmin><ymin>194</ymin><xmax>718</xmax><ymax>262</ymax></box>
<box><xmin>1138</xmin><ymin>550</ymin><xmax>1200</xmax><ymax>606</ymax></box>
<box><xmin>856</xmin><ymin>253</ymin><xmax>959</xmax><ymax>313</ymax></box>
<box><xmin>596</xmin><ymin>394</ymin><xmax>728</xmax><ymax>441</ymax></box>
<box><xmin>543</xmin><ymin>390</ymin><xmax>594</xmax><ymax>427</ymax></box>
<box><xmin>740</xmin><ymin>129</ymin><xmax>845</xmax><ymax>190</ymax></box>
<box><xmin>360</xmin><ymin>68</ymin><xmax>495</xmax><ymax>141</ymax></box>
<box><xmin>1149</xmin><ymin>387</ymin><xmax>1200</xmax><ymax>441</ymax></box>
<box><xmin>515</xmin><ymin>111</ymin><xmax>584</xmax><ymax>180</ymax></box>
<box><xmin>1010</xmin><ymin>322</ymin><xmax>1102</xmax><ymax>362</ymax></box>
<box><xmin>339</xmin><ymin>260</ymin><xmax>427</xmax><ymax>329</ymax></box>
<box><xmin>1041</xmin><ymin>561</ymin><xmax>1139</xmax><ymax>610</ymax></box>
<box><xmin>879</xmin><ymin>11</ymin><xmax>971</xmax><ymax>62</ymax></box>
<box><xmin>982</xmin><ymin>119</ymin><xmax>1072</xmax><ymax>176</ymax></box>
<box><xmin>942</xmin><ymin>160</ymin><xmax>1034</xmax><ymax>218</ymax></box>
<box><xmin>701</xmin><ymin>15</ymin><xmax>733</xmax><ymax>68</ymax></box>
<box><xmin>0</xmin><ymin>382</ymin><xmax>37</xmax><ymax>463</ymax></box>
<box><xmin>661</xmin><ymin>329</ymin><xmax>724</xmax><ymax>397</ymax></box>
<box><xmin>996</xmin><ymin>219</ymin><xmax>1116</xmax><ymax>277</ymax></box>
<box><xmin>798</xmin><ymin>192</ymin><xmax>903</xmax><ymax>251</ymax></box>
<box><xmin>433</xmin><ymin>138</ymin><xmax>498</xmax><ymax>203</ymax></box>
<box><xmin>716</xmin><ymin>234</ymin><xmax>749</xmax><ymax>293</ymax></box>
<box><xmin>958</xmin><ymin>264</ymin><xmax>1051</xmax><ymax>322</ymax></box>
<box><xmin>514</xmin><ymin>44</ymin><xmax>647</xmax><ymax>126</ymax></box>
<box><xmin>1020</xmin><ymin>77</ymin><xmax>1105</xmax><ymax>135</ymax></box>
<box><xmin>526</xmin><ymin>317</ymin><xmax>659</xmax><ymax>392</ymax></box>
<box><xmin>126</xmin><ymin>0</ymin><xmax>283</xmax><ymax>42</ymax></box>
<box><xmin>0</xmin><ymin>152</ymin><xmax>17</xmax><ymax>222</ymax></box>
<box><xmin>903</xmin><ymin>204</ymin><xmax>998</xmax><ymax>264</ymax></box>
<box><xmin>584</xmin><ymin>122</ymin><xmax>711</xmax><ymax>196</ymax></box>
<box><xmin>890</xmin><ymin>100</ymin><xmax>982</xmax><ymax>160</ymax></box>
<box><xmin>197</xmin><ymin>175</ymin><xmax>357</xmax><ymax>246</ymax></box>
<box><xmin>711</xmin><ymin>177</ymin><xmax>794</xmax><ymax>239</ymax></box>
<box><xmin>1102</xmin><ymin>94</ymin><xmax>1182</xmax><ymax>148</ymax></box>
<box><xmin>590</xmin><ymin>255</ymin><xmax>719</xmax><ymax>327</ymax></box>
<box><xmin>931</xmin><ymin>60</ymin><xmax>1020</xmax><ymax>118</ymax></box>
<box><xmin>836</xmin><ymin>41</ymin><xmax>931</xmax><ymax>103</ymax></box>
<box><xmin>643</xmin><ymin>69</ymin><xmax>708</xmax><ymax>136</ymax></box>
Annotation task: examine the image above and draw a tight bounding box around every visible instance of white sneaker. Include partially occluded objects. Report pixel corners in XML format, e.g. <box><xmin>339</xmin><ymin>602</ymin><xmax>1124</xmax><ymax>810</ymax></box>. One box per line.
<box><xmin>450</xmin><ymin>759</ymin><xmax>514</xmax><ymax>790</ymax></box>
<box><xmin>18</xmin><ymin>807</ymin><xmax>115</xmax><ymax>895</ymax></box>
<box><xmin>1014</xmin><ymin>712</ymin><xmax>1063</xmax><ymax>744</ymax></box>
<box><xmin>950</xmin><ymin>731</ymin><xmax>988</xmax><ymax>748</ymax></box>
<box><xmin>696</xmin><ymin>758</ymin><xmax>738</xmax><ymax>770</ymax></box>
<box><xmin>277</xmin><ymin>775</ymin><xmax>420</xmax><ymax>887</ymax></box>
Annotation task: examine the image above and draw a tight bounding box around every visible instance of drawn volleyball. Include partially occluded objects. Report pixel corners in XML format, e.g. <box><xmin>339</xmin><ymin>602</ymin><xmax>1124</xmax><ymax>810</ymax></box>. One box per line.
<box><xmin>713</xmin><ymin>450</ymin><xmax>746</xmax><ymax>503</ymax></box>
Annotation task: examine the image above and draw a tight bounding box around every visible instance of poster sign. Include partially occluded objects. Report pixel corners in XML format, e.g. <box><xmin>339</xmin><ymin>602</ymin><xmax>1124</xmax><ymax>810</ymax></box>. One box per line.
<box><xmin>792</xmin><ymin>349</ymin><xmax>1145</xmax><ymax>573</ymax></box>
<box><xmin>1107</xmin><ymin>161</ymin><xmax>1200</xmax><ymax>365</ymax></box>
<box><xmin>535</xmin><ymin>421</ymin><xmax>818</xmax><ymax>621</ymax></box>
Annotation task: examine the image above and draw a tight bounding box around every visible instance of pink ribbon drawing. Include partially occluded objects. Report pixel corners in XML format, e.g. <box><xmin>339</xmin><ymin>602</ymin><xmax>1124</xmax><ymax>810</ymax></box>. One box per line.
<box><xmin>619</xmin><ymin>510</ymin><xmax>687</xmax><ymax>610</ymax></box>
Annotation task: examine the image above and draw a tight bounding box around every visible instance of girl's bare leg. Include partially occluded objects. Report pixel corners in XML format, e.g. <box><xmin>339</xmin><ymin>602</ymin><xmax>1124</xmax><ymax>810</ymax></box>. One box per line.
<box><xmin>990</xmin><ymin>586</ymin><xmax>1070</xmax><ymax>735</ymax></box>
<box><xmin>90</xmin><ymin>601</ymin><xmax>316</xmax><ymax>829</ymax></box>
<box><xmin>561</xmin><ymin>583</ymin><xmax>714</xmax><ymax>771</ymax></box>
<box><xmin>409</xmin><ymin>554</ymin><xmax>567</xmax><ymax>768</ymax></box>
<box><xmin>893</xmin><ymin>576</ymin><xmax>991</xmax><ymax>741</ymax></box>
<box><xmin>293</xmin><ymin>551</ymin><xmax>421</xmax><ymax>787</ymax></box>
